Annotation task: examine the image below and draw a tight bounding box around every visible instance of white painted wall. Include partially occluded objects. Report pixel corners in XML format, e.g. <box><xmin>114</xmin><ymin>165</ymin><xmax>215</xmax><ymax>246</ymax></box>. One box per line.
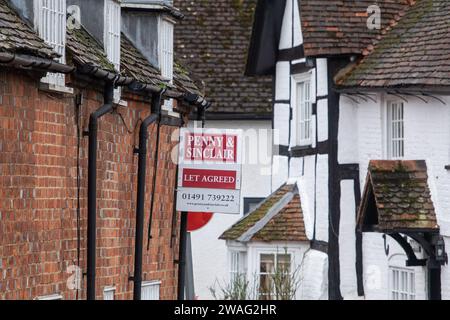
<box><xmin>190</xmin><ymin>120</ymin><xmax>273</xmax><ymax>299</ymax></box>
<box><xmin>349</xmin><ymin>94</ymin><xmax>450</xmax><ymax>299</ymax></box>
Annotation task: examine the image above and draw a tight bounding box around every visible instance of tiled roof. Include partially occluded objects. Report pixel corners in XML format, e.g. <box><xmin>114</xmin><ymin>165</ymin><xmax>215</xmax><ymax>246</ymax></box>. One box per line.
<box><xmin>120</xmin><ymin>33</ymin><xmax>168</xmax><ymax>89</ymax></box>
<box><xmin>299</xmin><ymin>0</ymin><xmax>411</xmax><ymax>57</ymax></box>
<box><xmin>121</xmin><ymin>33</ymin><xmax>204</xmax><ymax>99</ymax></box>
<box><xmin>357</xmin><ymin>160</ymin><xmax>439</xmax><ymax>233</ymax></box>
<box><xmin>337</xmin><ymin>0</ymin><xmax>450</xmax><ymax>90</ymax></box>
<box><xmin>0</xmin><ymin>0</ymin><xmax>57</xmax><ymax>59</ymax></box>
<box><xmin>174</xmin><ymin>60</ymin><xmax>203</xmax><ymax>98</ymax></box>
<box><xmin>174</xmin><ymin>0</ymin><xmax>273</xmax><ymax>116</ymax></box>
<box><xmin>220</xmin><ymin>184</ymin><xmax>307</xmax><ymax>242</ymax></box>
<box><xmin>66</xmin><ymin>25</ymin><xmax>115</xmax><ymax>73</ymax></box>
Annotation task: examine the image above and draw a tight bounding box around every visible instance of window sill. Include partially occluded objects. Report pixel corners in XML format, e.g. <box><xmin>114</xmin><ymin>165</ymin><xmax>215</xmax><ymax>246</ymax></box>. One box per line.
<box><xmin>39</xmin><ymin>82</ymin><xmax>74</xmax><ymax>95</ymax></box>
<box><xmin>114</xmin><ymin>99</ymin><xmax>128</xmax><ymax>107</ymax></box>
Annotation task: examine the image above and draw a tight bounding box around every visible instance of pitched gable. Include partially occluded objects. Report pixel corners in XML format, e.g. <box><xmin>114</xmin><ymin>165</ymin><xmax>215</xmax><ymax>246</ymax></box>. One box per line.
<box><xmin>220</xmin><ymin>184</ymin><xmax>307</xmax><ymax>242</ymax></box>
<box><xmin>357</xmin><ymin>160</ymin><xmax>439</xmax><ymax>233</ymax></box>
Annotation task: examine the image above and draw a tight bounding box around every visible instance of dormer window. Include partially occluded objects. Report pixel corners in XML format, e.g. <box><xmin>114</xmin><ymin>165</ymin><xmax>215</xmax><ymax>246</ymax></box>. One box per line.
<box><xmin>34</xmin><ymin>0</ymin><xmax>67</xmax><ymax>87</ymax></box>
<box><xmin>104</xmin><ymin>0</ymin><xmax>121</xmax><ymax>101</ymax></box>
<box><xmin>159</xmin><ymin>17</ymin><xmax>174</xmax><ymax>109</ymax></box>
<box><xmin>104</xmin><ymin>0</ymin><xmax>121</xmax><ymax>72</ymax></box>
<box><xmin>160</xmin><ymin>18</ymin><xmax>174</xmax><ymax>82</ymax></box>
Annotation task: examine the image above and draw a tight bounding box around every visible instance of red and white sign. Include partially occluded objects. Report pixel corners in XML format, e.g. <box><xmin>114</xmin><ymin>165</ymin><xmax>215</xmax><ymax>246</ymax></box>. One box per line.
<box><xmin>182</xmin><ymin>168</ymin><xmax>237</xmax><ymax>190</ymax></box>
<box><xmin>184</xmin><ymin>132</ymin><xmax>238</xmax><ymax>163</ymax></box>
<box><xmin>177</xmin><ymin>128</ymin><xmax>242</xmax><ymax>214</ymax></box>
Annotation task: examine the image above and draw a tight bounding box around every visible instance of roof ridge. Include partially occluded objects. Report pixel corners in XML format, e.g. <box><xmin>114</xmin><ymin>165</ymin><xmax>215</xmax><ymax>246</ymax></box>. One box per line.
<box><xmin>237</xmin><ymin>190</ymin><xmax>295</xmax><ymax>243</ymax></box>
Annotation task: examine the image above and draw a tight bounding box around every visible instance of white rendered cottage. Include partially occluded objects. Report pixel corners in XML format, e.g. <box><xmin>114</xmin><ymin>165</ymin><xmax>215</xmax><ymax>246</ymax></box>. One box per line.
<box><xmin>239</xmin><ymin>0</ymin><xmax>450</xmax><ymax>300</ymax></box>
<box><xmin>220</xmin><ymin>183</ymin><xmax>313</xmax><ymax>300</ymax></box>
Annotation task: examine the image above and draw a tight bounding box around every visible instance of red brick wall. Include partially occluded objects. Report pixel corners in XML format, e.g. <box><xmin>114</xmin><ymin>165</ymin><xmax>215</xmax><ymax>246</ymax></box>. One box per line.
<box><xmin>0</xmin><ymin>71</ymin><xmax>182</xmax><ymax>300</ymax></box>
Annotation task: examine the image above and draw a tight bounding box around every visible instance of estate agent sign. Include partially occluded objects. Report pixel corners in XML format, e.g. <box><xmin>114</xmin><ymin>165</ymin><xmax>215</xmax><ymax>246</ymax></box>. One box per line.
<box><xmin>176</xmin><ymin>128</ymin><xmax>243</xmax><ymax>214</ymax></box>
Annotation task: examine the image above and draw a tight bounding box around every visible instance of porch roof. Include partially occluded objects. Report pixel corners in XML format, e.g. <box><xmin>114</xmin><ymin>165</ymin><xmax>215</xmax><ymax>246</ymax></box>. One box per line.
<box><xmin>357</xmin><ymin>160</ymin><xmax>439</xmax><ymax>233</ymax></box>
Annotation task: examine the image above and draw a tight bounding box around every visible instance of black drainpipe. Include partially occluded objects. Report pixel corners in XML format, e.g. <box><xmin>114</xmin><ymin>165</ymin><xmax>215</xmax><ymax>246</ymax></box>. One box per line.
<box><xmin>86</xmin><ymin>81</ymin><xmax>115</xmax><ymax>300</ymax></box>
<box><xmin>131</xmin><ymin>90</ymin><xmax>164</xmax><ymax>300</ymax></box>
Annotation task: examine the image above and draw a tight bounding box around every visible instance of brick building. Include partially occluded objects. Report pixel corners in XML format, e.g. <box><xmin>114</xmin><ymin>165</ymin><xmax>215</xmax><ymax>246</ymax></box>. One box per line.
<box><xmin>0</xmin><ymin>0</ymin><xmax>207</xmax><ymax>300</ymax></box>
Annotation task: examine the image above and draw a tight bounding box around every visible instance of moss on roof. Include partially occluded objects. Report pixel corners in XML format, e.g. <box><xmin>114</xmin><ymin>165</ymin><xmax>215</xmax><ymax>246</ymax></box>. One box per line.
<box><xmin>0</xmin><ymin>0</ymin><xmax>57</xmax><ymax>59</ymax></box>
<box><xmin>220</xmin><ymin>184</ymin><xmax>307</xmax><ymax>242</ymax></box>
<box><xmin>357</xmin><ymin>160</ymin><xmax>439</xmax><ymax>233</ymax></box>
<box><xmin>66</xmin><ymin>24</ymin><xmax>115</xmax><ymax>72</ymax></box>
<box><xmin>338</xmin><ymin>0</ymin><xmax>450</xmax><ymax>89</ymax></box>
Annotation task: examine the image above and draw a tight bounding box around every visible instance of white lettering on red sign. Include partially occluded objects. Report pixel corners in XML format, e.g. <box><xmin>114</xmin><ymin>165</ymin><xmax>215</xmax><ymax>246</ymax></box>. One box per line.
<box><xmin>184</xmin><ymin>133</ymin><xmax>237</xmax><ymax>163</ymax></box>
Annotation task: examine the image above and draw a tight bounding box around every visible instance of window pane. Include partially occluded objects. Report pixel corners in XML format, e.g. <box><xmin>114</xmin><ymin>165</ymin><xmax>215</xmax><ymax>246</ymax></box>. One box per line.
<box><xmin>259</xmin><ymin>275</ymin><xmax>272</xmax><ymax>300</ymax></box>
<box><xmin>277</xmin><ymin>254</ymin><xmax>291</xmax><ymax>273</ymax></box>
<box><xmin>142</xmin><ymin>282</ymin><xmax>160</xmax><ymax>300</ymax></box>
<box><xmin>297</xmin><ymin>80</ymin><xmax>312</xmax><ymax>145</ymax></box>
<box><xmin>260</xmin><ymin>254</ymin><xmax>275</xmax><ymax>273</ymax></box>
<box><xmin>390</xmin><ymin>267</ymin><xmax>414</xmax><ymax>300</ymax></box>
<box><xmin>36</xmin><ymin>0</ymin><xmax>66</xmax><ymax>86</ymax></box>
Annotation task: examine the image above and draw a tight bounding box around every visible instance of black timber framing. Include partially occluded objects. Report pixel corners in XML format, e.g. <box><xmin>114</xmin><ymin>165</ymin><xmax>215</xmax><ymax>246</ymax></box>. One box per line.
<box><xmin>274</xmin><ymin>145</ymin><xmax>290</xmax><ymax>157</ymax></box>
<box><xmin>291</xmin><ymin>62</ymin><xmax>311</xmax><ymax>75</ymax></box>
<box><xmin>311</xmin><ymin>240</ymin><xmax>328</xmax><ymax>254</ymax></box>
<box><xmin>290</xmin><ymin>141</ymin><xmax>328</xmax><ymax>157</ymax></box>
<box><xmin>327</xmin><ymin>57</ymin><xmax>349</xmax><ymax>300</ymax></box>
<box><xmin>339</xmin><ymin>163</ymin><xmax>364</xmax><ymax>296</ymax></box>
<box><xmin>278</xmin><ymin>45</ymin><xmax>304</xmax><ymax>62</ymax></box>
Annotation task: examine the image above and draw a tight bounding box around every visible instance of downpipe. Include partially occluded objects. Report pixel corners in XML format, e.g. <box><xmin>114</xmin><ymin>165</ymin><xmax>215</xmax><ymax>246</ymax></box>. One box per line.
<box><xmin>86</xmin><ymin>81</ymin><xmax>115</xmax><ymax>300</ymax></box>
<box><xmin>131</xmin><ymin>90</ymin><xmax>164</xmax><ymax>300</ymax></box>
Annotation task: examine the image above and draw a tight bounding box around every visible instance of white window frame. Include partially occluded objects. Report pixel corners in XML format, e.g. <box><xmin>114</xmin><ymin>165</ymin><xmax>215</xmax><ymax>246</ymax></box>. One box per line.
<box><xmin>141</xmin><ymin>280</ymin><xmax>161</xmax><ymax>300</ymax></box>
<box><xmin>35</xmin><ymin>293</ymin><xmax>63</xmax><ymax>300</ymax></box>
<box><xmin>104</xmin><ymin>0</ymin><xmax>121</xmax><ymax>102</ymax></box>
<box><xmin>389</xmin><ymin>266</ymin><xmax>415</xmax><ymax>300</ymax></box>
<box><xmin>103</xmin><ymin>286</ymin><xmax>116</xmax><ymax>300</ymax></box>
<box><xmin>34</xmin><ymin>0</ymin><xmax>67</xmax><ymax>88</ymax></box>
<box><xmin>293</xmin><ymin>73</ymin><xmax>313</xmax><ymax>146</ymax></box>
<box><xmin>386</xmin><ymin>101</ymin><xmax>405</xmax><ymax>159</ymax></box>
<box><xmin>257</xmin><ymin>252</ymin><xmax>292</xmax><ymax>300</ymax></box>
<box><xmin>159</xmin><ymin>17</ymin><xmax>174</xmax><ymax>110</ymax></box>
<box><xmin>229</xmin><ymin>250</ymin><xmax>247</xmax><ymax>282</ymax></box>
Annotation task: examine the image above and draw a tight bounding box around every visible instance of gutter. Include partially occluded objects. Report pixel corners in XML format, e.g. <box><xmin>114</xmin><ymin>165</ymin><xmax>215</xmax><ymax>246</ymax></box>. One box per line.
<box><xmin>131</xmin><ymin>89</ymin><xmax>165</xmax><ymax>300</ymax></box>
<box><xmin>0</xmin><ymin>52</ymin><xmax>74</xmax><ymax>74</ymax></box>
<box><xmin>78</xmin><ymin>64</ymin><xmax>134</xmax><ymax>86</ymax></box>
<box><xmin>183</xmin><ymin>93</ymin><xmax>210</xmax><ymax>109</ymax></box>
<box><xmin>86</xmin><ymin>81</ymin><xmax>115</xmax><ymax>300</ymax></box>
